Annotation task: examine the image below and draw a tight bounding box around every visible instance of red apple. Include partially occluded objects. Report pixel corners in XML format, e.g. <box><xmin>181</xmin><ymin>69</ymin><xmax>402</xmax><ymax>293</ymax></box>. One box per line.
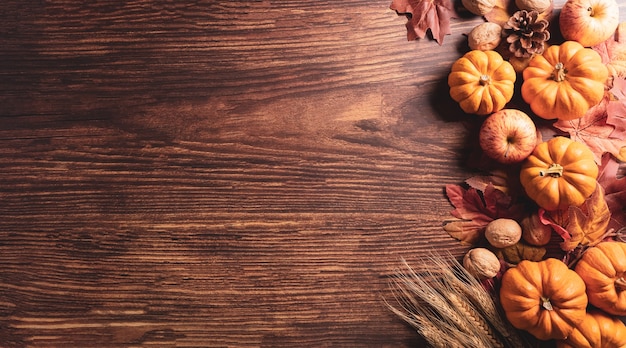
<box><xmin>479</xmin><ymin>109</ymin><xmax>537</xmax><ymax>164</ymax></box>
<box><xmin>559</xmin><ymin>0</ymin><xmax>619</xmax><ymax>47</ymax></box>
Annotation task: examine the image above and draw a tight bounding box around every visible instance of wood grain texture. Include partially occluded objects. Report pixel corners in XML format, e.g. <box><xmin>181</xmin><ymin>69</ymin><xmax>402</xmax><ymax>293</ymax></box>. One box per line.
<box><xmin>1</xmin><ymin>0</ymin><xmax>624</xmax><ymax>347</ymax></box>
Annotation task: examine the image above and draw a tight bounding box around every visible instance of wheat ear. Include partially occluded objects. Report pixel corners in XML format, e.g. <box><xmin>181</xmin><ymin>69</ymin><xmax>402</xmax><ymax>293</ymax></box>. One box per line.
<box><xmin>386</xmin><ymin>254</ymin><xmax>532</xmax><ymax>348</ymax></box>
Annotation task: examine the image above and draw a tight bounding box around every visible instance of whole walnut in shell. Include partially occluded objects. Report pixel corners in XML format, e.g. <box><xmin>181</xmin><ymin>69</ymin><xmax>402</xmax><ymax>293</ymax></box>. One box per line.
<box><xmin>468</xmin><ymin>22</ymin><xmax>502</xmax><ymax>51</ymax></box>
<box><xmin>462</xmin><ymin>0</ymin><xmax>496</xmax><ymax>16</ymax></box>
<box><xmin>463</xmin><ymin>248</ymin><xmax>501</xmax><ymax>279</ymax></box>
<box><xmin>515</xmin><ymin>0</ymin><xmax>552</xmax><ymax>14</ymax></box>
<box><xmin>485</xmin><ymin>218</ymin><xmax>522</xmax><ymax>249</ymax></box>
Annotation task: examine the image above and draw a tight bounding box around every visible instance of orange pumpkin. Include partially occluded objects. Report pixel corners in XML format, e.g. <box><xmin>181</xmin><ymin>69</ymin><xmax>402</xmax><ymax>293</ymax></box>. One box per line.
<box><xmin>520</xmin><ymin>136</ymin><xmax>598</xmax><ymax>211</ymax></box>
<box><xmin>575</xmin><ymin>241</ymin><xmax>626</xmax><ymax>316</ymax></box>
<box><xmin>556</xmin><ymin>309</ymin><xmax>626</xmax><ymax>348</ymax></box>
<box><xmin>499</xmin><ymin>258</ymin><xmax>588</xmax><ymax>340</ymax></box>
<box><xmin>521</xmin><ymin>41</ymin><xmax>608</xmax><ymax>121</ymax></box>
<box><xmin>448</xmin><ymin>50</ymin><xmax>516</xmax><ymax>115</ymax></box>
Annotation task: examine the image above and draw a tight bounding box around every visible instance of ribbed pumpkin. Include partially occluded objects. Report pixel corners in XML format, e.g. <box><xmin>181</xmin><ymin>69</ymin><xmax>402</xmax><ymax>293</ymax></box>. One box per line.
<box><xmin>575</xmin><ymin>241</ymin><xmax>626</xmax><ymax>316</ymax></box>
<box><xmin>521</xmin><ymin>41</ymin><xmax>608</xmax><ymax>121</ymax></box>
<box><xmin>520</xmin><ymin>136</ymin><xmax>598</xmax><ymax>211</ymax></box>
<box><xmin>499</xmin><ymin>258</ymin><xmax>588</xmax><ymax>340</ymax></box>
<box><xmin>448</xmin><ymin>50</ymin><xmax>516</xmax><ymax>115</ymax></box>
<box><xmin>556</xmin><ymin>309</ymin><xmax>626</xmax><ymax>348</ymax></box>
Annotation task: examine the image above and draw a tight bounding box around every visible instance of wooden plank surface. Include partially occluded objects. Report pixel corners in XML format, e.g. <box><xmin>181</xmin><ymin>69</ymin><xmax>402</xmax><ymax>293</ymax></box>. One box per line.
<box><xmin>1</xmin><ymin>1</ymin><xmax>624</xmax><ymax>347</ymax></box>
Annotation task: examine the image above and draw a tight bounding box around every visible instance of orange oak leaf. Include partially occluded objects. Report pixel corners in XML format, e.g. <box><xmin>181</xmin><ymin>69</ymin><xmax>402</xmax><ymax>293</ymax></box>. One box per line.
<box><xmin>559</xmin><ymin>185</ymin><xmax>611</xmax><ymax>251</ymax></box>
<box><xmin>592</xmin><ymin>22</ymin><xmax>626</xmax><ymax>79</ymax></box>
<box><xmin>443</xmin><ymin>183</ymin><xmax>524</xmax><ymax>244</ymax></box>
<box><xmin>553</xmin><ymin>93</ymin><xmax>626</xmax><ymax>163</ymax></box>
<box><xmin>390</xmin><ymin>0</ymin><xmax>455</xmax><ymax>45</ymax></box>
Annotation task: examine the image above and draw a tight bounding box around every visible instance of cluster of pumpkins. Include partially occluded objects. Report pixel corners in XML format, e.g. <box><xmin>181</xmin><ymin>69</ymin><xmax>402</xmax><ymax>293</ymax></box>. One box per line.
<box><xmin>447</xmin><ymin>0</ymin><xmax>626</xmax><ymax>345</ymax></box>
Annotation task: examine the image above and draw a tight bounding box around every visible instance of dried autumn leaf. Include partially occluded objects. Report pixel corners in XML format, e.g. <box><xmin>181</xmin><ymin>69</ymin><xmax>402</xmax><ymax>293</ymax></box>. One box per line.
<box><xmin>495</xmin><ymin>242</ymin><xmax>546</xmax><ymax>264</ymax></box>
<box><xmin>606</xmin><ymin>76</ymin><xmax>626</xmax><ymax>143</ymax></box>
<box><xmin>559</xmin><ymin>185</ymin><xmax>611</xmax><ymax>251</ymax></box>
<box><xmin>390</xmin><ymin>0</ymin><xmax>455</xmax><ymax>45</ymax></box>
<box><xmin>598</xmin><ymin>153</ymin><xmax>626</xmax><ymax>231</ymax></box>
<box><xmin>553</xmin><ymin>93</ymin><xmax>626</xmax><ymax>163</ymax></box>
<box><xmin>484</xmin><ymin>0</ymin><xmax>553</xmax><ymax>26</ymax></box>
<box><xmin>465</xmin><ymin>170</ymin><xmax>510</xmax><ymax>195</ymax></box>
<box><xmin>443</xmin><ymin>183</ymin><xmax>525</xmax><ymax>244</ymax></box>
<box><xmin>537</xmin><ymin>207</ymin><xmax>568</xmax><ymax>236</ymax></box>
<box><xmin>592</xmin><ymin>22</ymin><xmax>626</xmax><ymax>79</ymax></box>
<box><xmin>484</xmin><ymin>0</ymin><xmax>516</xmax><ymax>26</ymax></box>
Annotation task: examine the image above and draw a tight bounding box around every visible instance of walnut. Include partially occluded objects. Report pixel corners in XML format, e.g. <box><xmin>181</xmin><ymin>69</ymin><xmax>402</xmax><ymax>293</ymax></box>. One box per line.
<box><xmin>463</xmin><ymin>248</ymin><xmax>501</xmax><ymax>279</ymax></box>
<box><xmin>515</xmin><ymin>0</ymin><xmax>552</xmax><ymax>14</ymax></box>
<box><xmin>485</xmin><ymin>218</ymin><xmax>522</xmax><ymax>249</ymax></box>
<box><xmin>461</xmin><ymin>0</ymin><xmax>496</xmax><ymax>16</ymax></box>
<box><xmin>468</xmin><ymin>22</ymin><xmax>502</xmax><ymax>51</ymax></box>
<box><xmin>521</xmin><ymin>213</ymin><xmax>552</xmax><ymax>246</ymax></box>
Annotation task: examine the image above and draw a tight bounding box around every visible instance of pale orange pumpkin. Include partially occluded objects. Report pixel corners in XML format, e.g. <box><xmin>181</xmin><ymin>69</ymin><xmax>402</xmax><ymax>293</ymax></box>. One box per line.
<box><xmin>499</xmin><ymin>258</ymin><xmax>588</xmax><ymax>340</ymax></box>
<box><xmin>520</xmin><ymin>136</ymin><xmax>598</xmax><ymax>211</ymax></box>
<box><xmin>556</xmin><ymin>309</ymin><xmax>626</xmax><ymax>348</ymax></box>
<box><xmin>521</xmin><ymin>41</ymin><xmax>608</xmax><ymax>121</ymax></box>
<box><xmin>448</xmin><ymin>50</ymin><xmax>516</xmax><ymax>115</ymax></box>
<box><xmin>575</xmin><ymin>241</ymin><xmax>626</xmax><ymax>316</ymax></box>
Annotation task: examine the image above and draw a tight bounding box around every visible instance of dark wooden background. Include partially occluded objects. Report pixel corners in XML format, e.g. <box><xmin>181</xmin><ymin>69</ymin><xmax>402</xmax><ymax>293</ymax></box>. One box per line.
<box><xmin>1</xmin><ymin>1</ymin><xmax>623</xmax><ymax>347</ymax></box>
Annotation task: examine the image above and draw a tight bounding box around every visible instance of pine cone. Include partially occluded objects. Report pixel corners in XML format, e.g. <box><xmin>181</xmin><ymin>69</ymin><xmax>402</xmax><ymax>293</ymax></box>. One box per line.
<box><xmin>502</xmin><ymin>10</ymin><xmax>550</xmax><ymax>58</ymax></box>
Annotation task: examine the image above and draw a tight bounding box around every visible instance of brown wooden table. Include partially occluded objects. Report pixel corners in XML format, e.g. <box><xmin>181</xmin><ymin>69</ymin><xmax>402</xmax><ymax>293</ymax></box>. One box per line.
<box><xmin>1</xmin><ymin>1</ymin><xmax>624</xmax><ymax>347</ymax></box>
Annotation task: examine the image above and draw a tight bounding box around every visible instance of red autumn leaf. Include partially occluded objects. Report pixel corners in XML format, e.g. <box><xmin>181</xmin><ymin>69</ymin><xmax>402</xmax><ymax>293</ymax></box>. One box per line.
<box><xmin>553</xmin><ymin>93</ymin><xmax>626</xmax><ymax>164</ymax></box>
<box><xmin>592</xmin><ymin>22</ymin><xmax>626</xmax><ymax>79</ymax></box>
<box><xmin>538</xmin><ymin>208</ymin><xmax>572</xmax><ymax>245</ymax></box>
<box><xmin>443</xmin><ymin>183</ymin><xmax>525</xmax><ymax>244</ymax></box>
<box><xmin>390</xmin><ymin>0</ymin><xmax>455</xmax><ymax>45</ymax></box>
<box><xmin>598</xmin><ymin>153</ymin><xmax>626</xmax><ymax>231</ymax></box>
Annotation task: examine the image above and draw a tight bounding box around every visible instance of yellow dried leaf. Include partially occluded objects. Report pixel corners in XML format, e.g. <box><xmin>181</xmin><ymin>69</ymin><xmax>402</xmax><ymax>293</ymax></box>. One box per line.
<box><xmin>442</xmin><ymin>219</ymin><xmax>483</xmax><ymax>245</ymax></box>
<box><xmin>484</xmin><ymin>0</ymin><xmax>513</xmax><ymax>26</ymax></box>
<box><xmin>496</xmin><ymin>242</ymin><xmax>546</xmax><ymax>264</ymax></box>
<box><xmin>484</xmin><ymin>0</ymin><xmax>553</xmax><ymax>26</ymax></box>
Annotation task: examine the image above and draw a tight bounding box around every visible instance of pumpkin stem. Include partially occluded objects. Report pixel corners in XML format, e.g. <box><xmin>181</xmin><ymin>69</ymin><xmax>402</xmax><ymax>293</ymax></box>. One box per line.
<box><xmin>539</xmin><ymin>163</ymin><xmax>563</xmax><ymax>178</ymax></box>
<box><xmin>479</xmin><ymin>74</ymin><xmax>491</xmax><ymax>85</ymax></box>
<box><xmin>616</xmin><ymin>276</ymin><xmax>626</xmax><ymax>291</ymax></box>
<box><xmin>552</xmin><ymin>62</ymin><xmax>566</xmax><ymax>82</ymax></box>
<box><xmin>541</xmin><ymin>297</ymin><xmax>553</xmax><ymax>311</ymax></box>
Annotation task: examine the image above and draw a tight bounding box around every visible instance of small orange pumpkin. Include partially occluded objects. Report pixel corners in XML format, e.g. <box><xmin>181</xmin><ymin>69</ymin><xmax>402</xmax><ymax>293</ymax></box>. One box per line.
<box><xmin>521</xmin><ymin>41</ymin><xmax>608</xmax><ymax>121</ymax></box>
<box><xmin>448</xmin><ymin>50</ymin><xmax>516</xmax><ymax>115</ymax></box>
<box><xmin>520</xmin><ymin>136</ymin><xmax>598</xmax><ymax>211</ymax></box>
<box><xmin>575</xmin><ymin>241</ymin><xmax>626</xmax><ymax>316</ymax></box>
<box><xmin>556</xmin><ymin>309</ymin><xmax>626</xmax><ymax>348</ymax></box>
<box><xmin>499</xmin><ymin>258</ymin><xmax>588</xmax><ymax>340</ymax></box>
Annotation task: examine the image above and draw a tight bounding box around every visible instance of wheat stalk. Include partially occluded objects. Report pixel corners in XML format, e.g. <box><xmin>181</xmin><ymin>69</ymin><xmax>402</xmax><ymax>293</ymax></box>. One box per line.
<box><xmin>445</xmin><ymin>291</ymin><xmax>503</xmax><ymax>348</ymax></box>
<box><xmin>436</xmin><ymin>255</ymin><xmax>529</xmax><ymax>348</ymax></box>
<box><xmin>385</xmin><ymin>253</ymin><xmax>531</xmax><ymax>348</ymax></box>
